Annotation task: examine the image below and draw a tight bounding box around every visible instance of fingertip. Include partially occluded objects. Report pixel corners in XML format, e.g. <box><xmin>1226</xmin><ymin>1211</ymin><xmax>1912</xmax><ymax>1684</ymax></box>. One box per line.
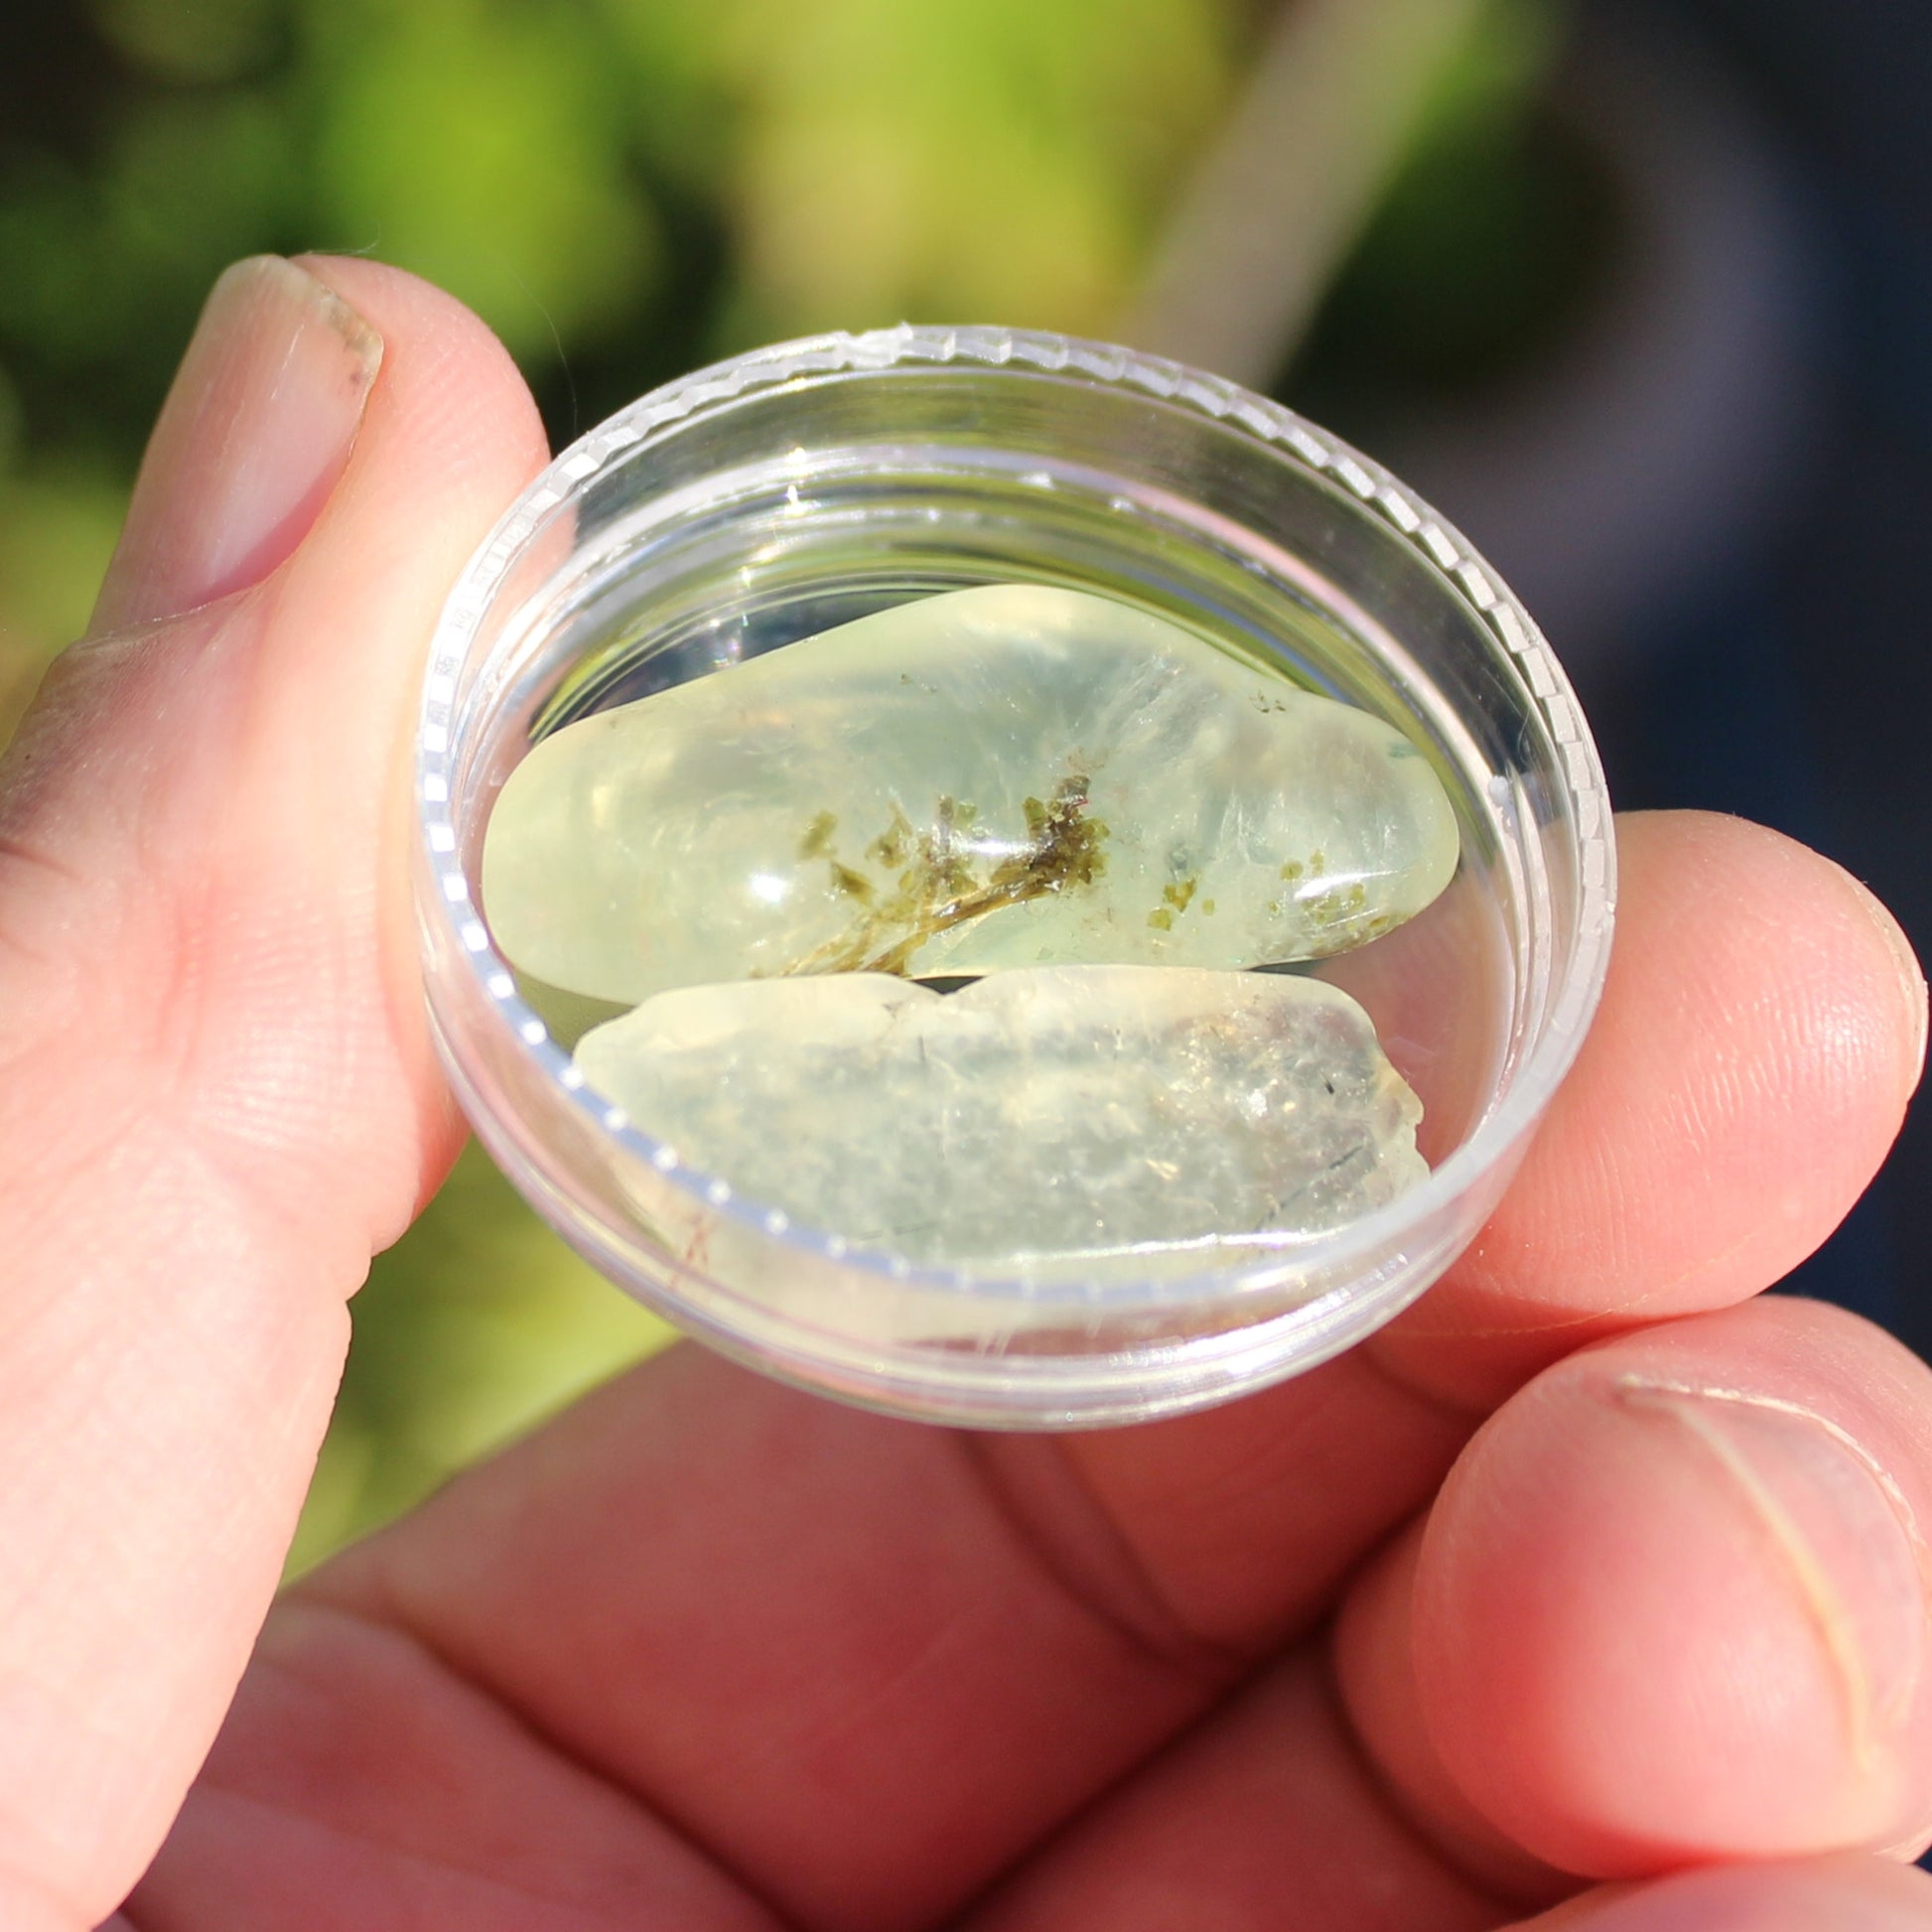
<box><xmin>1413</xmin><ymin>1300</ymin><xmax>1932</xmax><ymax>1877</ymax></box>
<box><xmin>292</xmin><ymin>253</ymin><xmax>551</xmax><ymax>502</ymax></box>
<box><xmin>1588</xmin><ymin>812</ymin><xmax>1923</xmax><ymax>1194</ymax></box>
<box><xmin>1557</xmin><ymin>809</ymin><xmax>1921</xmax><ymax>1250</ymax></box>
<box><xmin>90</xmin><ymin>257</ymin><xmax>386</xmax><ymax>636</ymax></box>
<box><xmin>1833</xmin><ymin>859</ymin><xmax>1928</xmax><ymax>1096</ymax></box>
<box><xmin>1692</xmin><ymin>814</ymin><xmax>1925</xmax><ymax>1114</ymax></box>
<box><xmin>1378</xmin><ymin>811</ymin><xmax>1926</xmax><ymax>1406</ymax></box>
<box><xmin>4</xmin><ymin>253</ymin><xmax>551</xmax><ymax>1251</ymax></box>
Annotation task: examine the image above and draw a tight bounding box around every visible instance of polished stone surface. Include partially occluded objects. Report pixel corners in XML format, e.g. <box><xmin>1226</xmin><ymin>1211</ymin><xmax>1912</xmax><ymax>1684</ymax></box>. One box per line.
<box><xmin>575</xmin><ymin>965</ymin><xmax>1427</xmax><ymax>1269</ymax></box>
<box><xmin>483</xmin><ymin>585</ymin><xmax>1458</xmax><ymax>1004</ymax></box>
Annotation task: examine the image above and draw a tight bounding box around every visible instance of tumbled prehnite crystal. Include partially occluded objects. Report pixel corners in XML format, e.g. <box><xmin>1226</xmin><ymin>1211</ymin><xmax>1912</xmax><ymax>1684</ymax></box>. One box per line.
<box><xmin>483</xmin><ymin>585</ymin><xmax>1458</xmax><ymax>1006</ymax></box>
<box><xmin>575</xmin><ymin>966</ymin><xmax>1427</xmax><ymax>1268</ymax></box>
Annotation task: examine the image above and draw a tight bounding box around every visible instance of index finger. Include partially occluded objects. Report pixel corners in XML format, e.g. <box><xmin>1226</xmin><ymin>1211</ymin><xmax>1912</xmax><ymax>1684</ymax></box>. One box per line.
<box><xmin>164</xmin><ymin>808</ymin><xmax>1927</xmax><ymax>1931</ymax></box>
<box><xmin>1372</xmin><ymin>810</ymin><xmax>1929</xmax><ymax>1410</ymax></box>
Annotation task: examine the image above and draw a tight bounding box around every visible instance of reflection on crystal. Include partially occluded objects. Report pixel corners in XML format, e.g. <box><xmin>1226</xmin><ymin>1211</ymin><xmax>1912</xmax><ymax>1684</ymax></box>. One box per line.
<box><xmin>483</xmin><ymin>585</ymin><xmax>1458</xmax><ymax>1006</ymax></box>
<box><xmin>575</xmin><ymin>967</ymin><xmax>1427</xmax><ymax>1269</ymax></box>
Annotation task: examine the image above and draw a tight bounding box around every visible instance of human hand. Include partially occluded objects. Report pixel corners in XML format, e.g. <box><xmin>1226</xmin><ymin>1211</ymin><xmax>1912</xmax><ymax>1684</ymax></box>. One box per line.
<box><xmin>3</xmin><ymin>257</ymin><xmax>1930</xmax><ymax>1931</ymax></box>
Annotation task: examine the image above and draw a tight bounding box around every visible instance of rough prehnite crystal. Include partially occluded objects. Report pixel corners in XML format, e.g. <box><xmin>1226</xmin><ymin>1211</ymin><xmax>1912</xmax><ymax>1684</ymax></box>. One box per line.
<box><xmin>483</xmin><ymin>585</ymin><xmax>1458</xmax><ymax>1006</ymax></box>
<box><xmin>575</xmin><ymin>966</ymin><xmax>1427</xmax><ymax>1268</ymax></box>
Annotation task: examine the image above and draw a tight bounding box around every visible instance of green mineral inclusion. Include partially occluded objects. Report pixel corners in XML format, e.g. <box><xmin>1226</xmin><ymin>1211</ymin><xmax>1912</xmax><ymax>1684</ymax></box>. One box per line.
<box><xmin>483</xmin><ymin>584</ymin><xmax>1457</xmax><ymax>1007</ymax></box>
<box><xmin>481</xmin><ymin>584</ymin><xmax>1460</xmax><ymax>1269</ymax></box>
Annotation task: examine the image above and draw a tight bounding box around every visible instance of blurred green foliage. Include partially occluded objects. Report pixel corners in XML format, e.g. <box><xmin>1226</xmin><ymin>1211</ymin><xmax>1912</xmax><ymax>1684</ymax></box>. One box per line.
<box><xmin>0</xmin><ymin>0</ymin><xmax>1573</xmax><ymax>1567</ymax></box>
<box><xmin>0</xmin><ymin>0</ymin><xmax>1240</xmax><ymax>471</ymax></box>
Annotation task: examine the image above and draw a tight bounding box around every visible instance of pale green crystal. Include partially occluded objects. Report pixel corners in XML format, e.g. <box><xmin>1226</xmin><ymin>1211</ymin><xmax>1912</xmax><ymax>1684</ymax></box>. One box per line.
<box><xmin>575</xmin><ymin>966</ymin><xmax>1426</xmax><ymax>1268</ymax></box>
<box><xmin>483</xmin><ymin>585</ymin><xmax>1458</xmax><ymax>1006</ymax></box>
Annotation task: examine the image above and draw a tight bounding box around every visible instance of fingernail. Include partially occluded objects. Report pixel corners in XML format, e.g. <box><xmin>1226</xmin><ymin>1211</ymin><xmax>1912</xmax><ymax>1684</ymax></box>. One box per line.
<box><xmin>93</xmin><ymin>256</ymin><xmax>383</xmax><ymax>633</ymax></box>
<box><xmin>1619</xmin><ymin>1379</ymin><xmax>1929</xmax><ymax>1766</ymax></box>
<box><xmin>1847</xmin><ymin>872</ymin><xmax>1929</xmax><ymax>1089</ymax></box>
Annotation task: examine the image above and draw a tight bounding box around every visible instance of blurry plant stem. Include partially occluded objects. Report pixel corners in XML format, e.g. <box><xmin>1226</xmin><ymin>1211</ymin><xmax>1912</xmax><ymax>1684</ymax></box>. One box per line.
<box><xmin>1121</xmin><ymin>0</ymin><xmax>1497</xmax><ymax>386</ymax></box>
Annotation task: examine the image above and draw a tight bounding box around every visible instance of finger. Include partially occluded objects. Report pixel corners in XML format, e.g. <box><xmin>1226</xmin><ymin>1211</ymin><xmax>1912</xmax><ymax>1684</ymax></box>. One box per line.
<box><xmin>1335</xmin><ymin>1519</ymin><xmax>1575</xmax><ymax>1908</ymax></box>
<box><xmin>954</xmin><ymin>1646</ymin><xmax>1507</xmax><ymax>1932</ymax></box>
<box><xmin>1340</xmin><ymin>1297</ymin><xmax>1932</xmax><ymax>1883</ymax></box>
<box><xmin>954</xmin><ymin>1707</ymin><xmax>1932</xmax><ymax>1932</ymax></box>
<box><xmin>1508</xmin><ymin>1855</ymin><xmax>1932</xmax><ymax>1931</ymax></box>
<box><xmin>1372</xmin><ymin>811</ymin><xmax>1927</xmax><ymax>1410</ymax></box>
<box><xmin>132</xmin><ymin>815</ymin><xmax>1927</xmax><ymax>1930</ymax></box>
<box><xmin>0</xmin><ymin>256</ymin><xmax>546</xmax><ymax>1926</ymax></box>
<box><xmin>125</xmin><ymin>1348</ymin><xmax>1473</xmax><ymax>1930</ymax></box>
<box><xmin>145</xmin><ymin>1466</ymin><xmax>1510</xmax><ymax>1932</ymax></box>
<box><xmin>124</xmin><ymin>1601</ymin><xmax>781</xmax><ymax>1932</ymax></box>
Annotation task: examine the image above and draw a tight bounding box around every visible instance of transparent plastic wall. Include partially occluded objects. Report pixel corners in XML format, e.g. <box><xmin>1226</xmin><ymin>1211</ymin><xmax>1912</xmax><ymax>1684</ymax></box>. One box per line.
<box><xmin>417</xmin><ymin>327</ymin><xmax>1614</xmax><ymax>1428</ymax></box>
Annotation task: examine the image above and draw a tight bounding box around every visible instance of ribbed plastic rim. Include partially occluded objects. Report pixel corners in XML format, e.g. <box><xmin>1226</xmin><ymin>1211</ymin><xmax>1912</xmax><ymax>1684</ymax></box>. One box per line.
<box><xmin>417</xmin><ymin>323</ymin><xmax>1616</xmax><ymax>1312</ymax></box>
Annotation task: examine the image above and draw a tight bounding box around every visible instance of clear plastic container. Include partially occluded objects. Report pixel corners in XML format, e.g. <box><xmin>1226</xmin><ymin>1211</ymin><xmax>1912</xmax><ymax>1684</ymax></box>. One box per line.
<box><xmin>415</xmin><ymin>326</ymin><xmax>1614</xmax><ymax>1429</ymax></box>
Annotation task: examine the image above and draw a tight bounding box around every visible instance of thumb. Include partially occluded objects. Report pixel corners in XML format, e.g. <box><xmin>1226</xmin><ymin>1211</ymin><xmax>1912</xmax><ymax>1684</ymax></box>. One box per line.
<box><xmin>0</xmin><ymin>255</ymin><xmax>546</xmax><ymax>1928</ymax></box>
